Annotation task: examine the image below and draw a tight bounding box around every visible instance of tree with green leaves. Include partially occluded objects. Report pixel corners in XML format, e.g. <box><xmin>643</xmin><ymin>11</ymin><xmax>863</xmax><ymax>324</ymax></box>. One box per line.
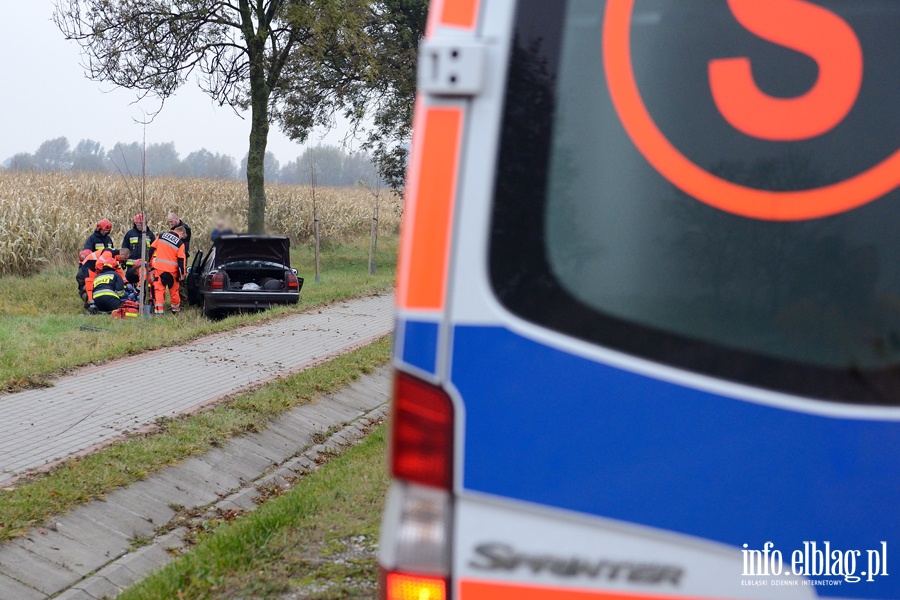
<box><xmin>53</xmin><ymin>0</ymin><xmax>333</xmax><ymax>233</ymax></box>
<box><xmin>278</xmin><ymin>0</ymin><xmax>427</xmax><ymax>190</ymax></box>
<box><xmin>360</xmin><ymin>0</ymin><xmax>427</xmax><ymax>188</ymax></box>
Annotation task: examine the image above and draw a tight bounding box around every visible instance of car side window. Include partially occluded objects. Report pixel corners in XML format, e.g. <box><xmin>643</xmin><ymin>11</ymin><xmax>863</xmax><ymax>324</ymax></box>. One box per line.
<box><xmin>190</xmin><ymin>249</ymin><xmax>204</xmax><ymax>272</ymax></box>
<box><xmin>203</xmin><ymin>248</ymin><xmax>215</xmax><ymax>273</ymax></box>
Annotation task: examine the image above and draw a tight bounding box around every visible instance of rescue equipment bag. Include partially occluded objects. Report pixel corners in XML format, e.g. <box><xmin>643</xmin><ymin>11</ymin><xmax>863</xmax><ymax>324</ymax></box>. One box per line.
<box><xmin>111</xmin><ymin>299</ymin><xmax>140</xmax><ymax>319</ymax></box>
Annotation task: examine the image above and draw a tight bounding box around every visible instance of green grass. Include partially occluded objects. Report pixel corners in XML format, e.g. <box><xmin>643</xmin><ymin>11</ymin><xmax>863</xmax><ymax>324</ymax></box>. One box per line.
<box><xmin>0</xmin><ymin>336</ymin><xmax>393</xmax><ymax>542</ymax></box>
<box><xmin>118</xmin><ymin>424</ymin><xmax>389</xmax><ymax>600</ymax></box>
<box><xmin>0</xmin><ymin>236</ymin><xmax>397</xmax><ymax>391</ymax></box>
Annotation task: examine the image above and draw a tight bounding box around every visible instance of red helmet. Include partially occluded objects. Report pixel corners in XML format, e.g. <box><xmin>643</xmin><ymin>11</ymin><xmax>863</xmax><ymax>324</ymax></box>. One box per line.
<box><xmin>97</xmin><ymin>218</ymin><xmax>112</xmax><ymax>231</ymax></box>
<box><xmin>133</xmin><ymin>214</ymin><xmax>144</xmax><ymax>224</ymax></box>
<box><xmin>79</xmin><ymin>249</ymin><xmax>91</xmax><ymax>262</ymax></box>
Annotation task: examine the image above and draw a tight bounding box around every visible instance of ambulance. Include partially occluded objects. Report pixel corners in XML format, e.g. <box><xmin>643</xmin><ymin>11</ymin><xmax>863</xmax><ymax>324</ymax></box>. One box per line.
<box><xmin>380</xmin><ymin>1</ymin><xmax>900</xmax><ymax>598</ymax></box>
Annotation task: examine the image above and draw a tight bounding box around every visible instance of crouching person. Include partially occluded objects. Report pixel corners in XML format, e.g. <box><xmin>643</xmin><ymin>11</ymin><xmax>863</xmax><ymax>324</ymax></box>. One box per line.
<box><xmin>76</xmin><ymin>249</ymin><xmax>92</xmax><ymax>308</ymax></box>
<box><xmin>91</xmin><ymin>255</ymin><xmax>126</xmax><ymax>313</ymax></box>
<box><xmin>126</xmin><ymin>259</ymin><xmax>155</xmax><ymax>311</ymax></box>
<box><xmin>150</xmin><ymin>226</ymin><xmax>187</xmax><ymax>314</ymax></box>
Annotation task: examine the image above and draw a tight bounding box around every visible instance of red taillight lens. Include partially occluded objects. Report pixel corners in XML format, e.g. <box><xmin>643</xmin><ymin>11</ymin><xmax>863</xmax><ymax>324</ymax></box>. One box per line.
<box><xmin>287</xmin><ymin>272</ymin><xmax>299</xmax><ymax>290</ymax></box>
<box><xmin>210</xmin><ymin>272</ymin><xmax>225</xmax><ymax>290</ymax></box>
<box><xmin>383</xmin><ymin>571</ymin><xmax>447</xmax><ymax>600</ymax></box>
<box><xmin>391</xmin><ymin>372</ymin><xmax>454</xmax><ymax>490</ymax></box>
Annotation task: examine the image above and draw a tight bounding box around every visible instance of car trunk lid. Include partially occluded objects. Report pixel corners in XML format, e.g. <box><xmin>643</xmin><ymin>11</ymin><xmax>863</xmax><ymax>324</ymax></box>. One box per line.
<box><xmin>213</xmin><ymin>234</ymin><xmax>291</xmax><ymax>267</ymax></box>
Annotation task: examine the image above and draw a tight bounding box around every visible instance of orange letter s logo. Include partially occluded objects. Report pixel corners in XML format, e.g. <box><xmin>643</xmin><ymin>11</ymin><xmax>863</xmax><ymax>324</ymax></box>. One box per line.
<box><xmin>603</xmin><ymin>0</ymin><xmax>900</xmax><ymax>221</ymax></box>
<box><xmin>708</xmin><ymin>0</ymin><xmax>863</xmax><ymax>141</ymax></box>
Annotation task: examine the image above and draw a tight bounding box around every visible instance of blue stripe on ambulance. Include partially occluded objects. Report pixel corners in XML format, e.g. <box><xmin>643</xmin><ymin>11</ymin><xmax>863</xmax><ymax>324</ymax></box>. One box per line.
<box><xmin>401</xmin><ymin>319</ymin><xmax>440</xmax><ymax>376</ymax></box>
<box><xmin>451</xmin><ymin>325</ymin><xmax>900</xmax><ymax>599</ymax></box>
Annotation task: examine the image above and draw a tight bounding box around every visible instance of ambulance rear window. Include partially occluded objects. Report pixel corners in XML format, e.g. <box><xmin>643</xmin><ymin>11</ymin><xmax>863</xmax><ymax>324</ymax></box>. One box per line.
<box><xmin>489</xmin><ymin>0</ymin><xmax>900</xmax><ymax>404</ymax></box>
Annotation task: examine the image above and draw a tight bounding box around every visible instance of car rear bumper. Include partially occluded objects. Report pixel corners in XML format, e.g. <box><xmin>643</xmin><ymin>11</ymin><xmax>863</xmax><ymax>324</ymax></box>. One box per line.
<box><xmin>202</xmin><ymin>291</ymin><xmax>300</xmax><ymax>311</ymax></box>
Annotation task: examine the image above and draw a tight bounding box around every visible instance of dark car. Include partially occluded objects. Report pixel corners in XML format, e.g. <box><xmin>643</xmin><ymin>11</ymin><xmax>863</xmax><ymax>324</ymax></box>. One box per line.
<box><xmin>186</xmin><ymin>234</ymin><xmax>303</xmax><ymax>319</ymax></box>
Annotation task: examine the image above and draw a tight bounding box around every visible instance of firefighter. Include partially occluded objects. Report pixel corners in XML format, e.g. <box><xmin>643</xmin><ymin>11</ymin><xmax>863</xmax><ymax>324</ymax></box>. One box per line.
<box><xmin>84</xmin><ymin>219</ymin><xmax>116</xmax><ymax>253</ymax></box>
<box><xmin>90</xmin><ymin>255</ymin><xmax>126</xmax><ymax>313</ymax></box>
<box><xmin>76</xmin><ymin>249</ymin><xmax>92</xmax><ymax>307</ymax></box>
<box><xmin>150</xmin><ymin>226</ymin><xmax>187</xmax><ymax>314</ymax></box>
<box><xmin>121</xmin><ymin>214</ymin><xmax>155</xmax><ymax>269</ymax></box>
<box><xmin>84</xmin><ymin>248</ymin><xmax>126</xmax><ymax>308</ymax></box>
<box><xmin>84</xmin><ymin>249</ymin><xmax>102</xmax><ymax>308</ymax></box>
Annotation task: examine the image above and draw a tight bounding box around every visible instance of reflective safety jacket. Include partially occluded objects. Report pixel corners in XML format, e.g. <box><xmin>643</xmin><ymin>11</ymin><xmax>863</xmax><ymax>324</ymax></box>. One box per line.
<box><xmin>91</xmin><ymin>268</ymin><xmax>125</xmax><ymax>301</ymax></box>
<box><xmin>121</xmin><ymin>227</ymin><xmax>156</xmax><ymax>267</ymax></box>
<box><xmin>83</xmin><ymin>231</ymin><xmax>115</xmax><ymax>253</ymax></box>
<box><xmin>151</xmin><ymin>231</ymin><xmax>186</xmax><ymax>276</ymax></box>
<box><xmin>85</xmin><ymin>250</ymin><xmax>126</xmax><ymax>302</ymax></box>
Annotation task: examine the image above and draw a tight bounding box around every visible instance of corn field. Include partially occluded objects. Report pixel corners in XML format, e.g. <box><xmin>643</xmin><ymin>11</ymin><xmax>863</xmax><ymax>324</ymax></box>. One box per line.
<box><xmin>0</xmin><ymin>171</ymin><xmax>402</xmax><ymax>276</ymax></box>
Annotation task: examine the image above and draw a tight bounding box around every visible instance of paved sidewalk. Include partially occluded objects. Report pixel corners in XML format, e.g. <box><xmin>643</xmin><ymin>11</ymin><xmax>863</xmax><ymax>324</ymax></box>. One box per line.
<box><xmin>0</xmin><ymin>367</ymin><xmax>392</xmax><ymax>600</ymax></box>
<box><xmin>0</xmin><ymin>293</ymin><xmax>395</xmax><ymax>485</ymax></box>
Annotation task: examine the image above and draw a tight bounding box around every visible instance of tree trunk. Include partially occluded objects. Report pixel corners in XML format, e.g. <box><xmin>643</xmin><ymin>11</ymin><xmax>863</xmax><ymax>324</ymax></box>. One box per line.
<box><xmin>247</xmin><ymin>44</ymin><xmax>270</xmax><ymax>234</ymax></box>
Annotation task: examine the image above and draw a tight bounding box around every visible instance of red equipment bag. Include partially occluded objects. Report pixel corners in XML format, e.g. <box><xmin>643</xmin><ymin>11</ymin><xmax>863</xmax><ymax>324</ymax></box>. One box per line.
<box><xmin>111</xmin><ymin>300</ymin><xmax>140</xmax><ymax>319</ymax></box>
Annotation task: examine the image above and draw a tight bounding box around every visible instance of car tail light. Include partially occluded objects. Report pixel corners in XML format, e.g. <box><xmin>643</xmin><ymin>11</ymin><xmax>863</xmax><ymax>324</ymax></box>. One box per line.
<box><xmin>210</xmin><ymin>271</ymin><xmax>225</xmax><ymax>290</ymax></box>
<box><xmin>287</xmin><ymin>272</ymin><xmax>300</xmax><ymax>291</ymax></box>
<box><xmin>390</xmin><ymin>371</ymin><xmax>454</xmax><ymax>490</ymax></box>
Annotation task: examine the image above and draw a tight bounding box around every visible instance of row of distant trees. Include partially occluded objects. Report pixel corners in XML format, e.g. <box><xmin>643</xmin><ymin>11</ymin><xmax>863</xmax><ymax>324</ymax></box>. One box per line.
<box><xmin>1</xmin><ymin>137</ymin><xmax>383</xmax><ymax>187</ymax></box>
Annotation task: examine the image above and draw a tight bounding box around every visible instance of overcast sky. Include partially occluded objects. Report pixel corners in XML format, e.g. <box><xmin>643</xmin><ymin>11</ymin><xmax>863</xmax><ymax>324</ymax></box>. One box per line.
<box><xmin>1</xmin><ymin>1</ymin><xmax>347</xmax><ymax>166</ymax></box>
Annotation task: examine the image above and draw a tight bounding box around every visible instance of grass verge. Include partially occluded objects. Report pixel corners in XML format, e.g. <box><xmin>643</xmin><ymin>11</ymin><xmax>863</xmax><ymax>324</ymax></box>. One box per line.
<box><xmin>0</xmin><ymin>336</ymin><xmax>392</xmax><ymax>542</ymax></box>
<box><xmin>118</xmin><ymin>424</ymin><xmax>389</xmax><ymax>600</ymax></box>
<box><xmin>0</xmin><ymin>235</ymin><xmax>397</xmax><ymax>392</ymax></box>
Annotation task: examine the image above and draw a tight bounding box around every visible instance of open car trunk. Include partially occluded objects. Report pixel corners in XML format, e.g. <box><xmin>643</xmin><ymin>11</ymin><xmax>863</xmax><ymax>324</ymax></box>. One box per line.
<box><xmin>220</xmin><ymin>264</ymin><xmax>291</xmax><ymax>291</ymax></box>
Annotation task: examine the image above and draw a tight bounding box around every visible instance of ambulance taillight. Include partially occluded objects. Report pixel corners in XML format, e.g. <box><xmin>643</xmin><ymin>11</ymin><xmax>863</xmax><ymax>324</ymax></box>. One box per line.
<box><xmin>380</xmin><ymin>371</ymin><xmax>453</xmax><ymax>599</ymax></box>
<box><xmin>390</xmin><ymin>372</ymin><xmax>453</xmax><ymax>489</ymax></box>
<box><xmin>382</xmin><ymin>571</ymin><xmax>447</xmax><ymax>600</ymax></box>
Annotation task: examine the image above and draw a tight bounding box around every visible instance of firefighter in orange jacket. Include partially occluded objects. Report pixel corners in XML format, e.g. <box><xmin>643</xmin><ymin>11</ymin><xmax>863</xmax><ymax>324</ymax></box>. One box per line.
<box><xmin>150</xmin><ymin>226</ymin><xmax>187</xmax><ymax>314</ymax></box>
